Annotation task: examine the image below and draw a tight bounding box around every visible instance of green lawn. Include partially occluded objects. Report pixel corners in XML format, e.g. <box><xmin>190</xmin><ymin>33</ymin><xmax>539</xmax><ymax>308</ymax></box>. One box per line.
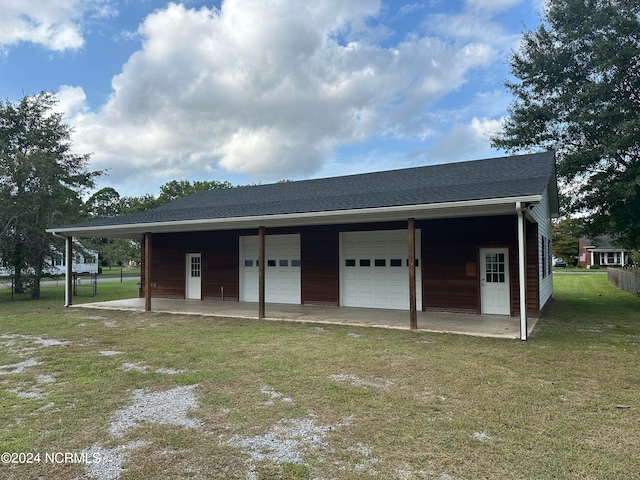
<box><xmin>98</xmin><ymin>267</ymin><xmax>141</xmax><ymax>279</ymax></box>
<box><xmin>0</xmin><ymin>275</ymin><xmax>638</xmax><ymax>479</ymax></box>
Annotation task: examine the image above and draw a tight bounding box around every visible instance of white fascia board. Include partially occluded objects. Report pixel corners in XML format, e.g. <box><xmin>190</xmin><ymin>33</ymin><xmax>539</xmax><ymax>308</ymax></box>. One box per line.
<box><xmin>47</xmin><ymin>195</ymin><xmax>542</xmax><ymax>239</ymax></box>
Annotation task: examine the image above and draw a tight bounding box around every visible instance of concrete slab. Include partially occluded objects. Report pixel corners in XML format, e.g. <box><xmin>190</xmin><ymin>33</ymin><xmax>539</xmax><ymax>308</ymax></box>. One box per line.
<box><xmin>72</xmin><ymin>298</ymin><xmax>538</xmax><ymax>340</ymax></box>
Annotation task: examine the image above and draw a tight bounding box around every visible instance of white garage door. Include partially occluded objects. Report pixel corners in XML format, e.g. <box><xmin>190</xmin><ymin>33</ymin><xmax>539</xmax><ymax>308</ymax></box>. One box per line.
<box><xmin>240</xmin><ymin>234</ymin><xmax>301</xmax><ymax>304</ymax></box>
<box><xmin>340</xmin><ymin>229</ymin><xmax>422</xmax><ymax>310</ymax></box>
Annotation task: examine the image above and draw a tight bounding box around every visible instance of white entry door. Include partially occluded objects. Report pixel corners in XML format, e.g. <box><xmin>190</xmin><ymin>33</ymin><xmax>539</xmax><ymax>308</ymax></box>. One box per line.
<box><xmin>480</xmin><ymin>248</ymin><xmax>510</xmax><ymax>315</ymax></box>
<box><xmin>186</xmin><ymin>253</ymin><xmax>202</xmax><ymax>300</ymax></box>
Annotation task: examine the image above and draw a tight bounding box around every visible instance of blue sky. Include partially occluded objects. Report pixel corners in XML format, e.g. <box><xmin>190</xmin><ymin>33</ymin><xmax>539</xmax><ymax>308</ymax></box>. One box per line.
<box><xmin>0</xmin><ymin>0</ymin><xmax>543</xmax><ymax>197</ymax></box>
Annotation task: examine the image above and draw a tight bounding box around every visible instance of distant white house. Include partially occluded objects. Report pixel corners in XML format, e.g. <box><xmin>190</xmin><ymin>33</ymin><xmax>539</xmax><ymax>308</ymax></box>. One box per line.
<box><xmin>0</xmin><ymin>247</ymin><xmax>98</xmax><ymax>277</ymax></box>
<box><xmin>49</xmin><ymin>250</ymin><xmax>99</xmax><ymax>275</ymax></box>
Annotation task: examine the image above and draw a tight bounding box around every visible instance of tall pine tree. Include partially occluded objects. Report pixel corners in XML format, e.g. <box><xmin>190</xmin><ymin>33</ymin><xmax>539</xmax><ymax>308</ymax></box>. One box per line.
<box><xmin>0</xmin><ymin>92</ymin><xmax>101</xmax><ymax>297</ymax></box>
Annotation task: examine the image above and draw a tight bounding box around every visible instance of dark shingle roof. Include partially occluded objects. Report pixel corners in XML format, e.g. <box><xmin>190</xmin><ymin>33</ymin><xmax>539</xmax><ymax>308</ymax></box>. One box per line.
<box><xmin>582</xmin><ymin>236</ymin><xmax>626</xmax><ymax>250</ymax></box>
<box><xmin>55</xmin><ymin>151</ymin><xmax>556</xmax><ymax>230</ymax></box>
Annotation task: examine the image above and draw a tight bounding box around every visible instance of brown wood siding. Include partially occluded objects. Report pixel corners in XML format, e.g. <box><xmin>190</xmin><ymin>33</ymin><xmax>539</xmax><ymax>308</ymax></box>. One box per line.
<box><xmin>139</xmin><ymin>239</ymin><xmax>145</xmax><ymax>298</ymax></box>
<box><xmin>151</xmin><ymin>233</ymin><xmax>189</xmax><ymax>298</ymax></box>
<box><xmin>203</xmin><ymin>231</ymin><xmax>239</xmax><ymax>301</ymax></box>
<box><xmin>422</xmin><ymin>241</ymin><xmax>479</xmax><ymax>314</ymax></box>
<box><xmin>421</xmin><ymin>217</ymin><xmax>500</xmax><ymax>314</ymax></box>
<box><xmin>142</xmin><ymin>231</ymin><xmax>240</xmax><ymax>300</ymax></box>
<box><xmin>301</xmin><ymin>226</ymin><xmax>339</xmax><ymax>306</ymax></box>
<box><xmin>140</xmin><ymin>217</ymin><xmax>541</xmax><ymax>315</ymax></box>
<box><xmin>421</xmin><ymin>216</ymin><xmax>539</xmax><ymax>316</ymax></box>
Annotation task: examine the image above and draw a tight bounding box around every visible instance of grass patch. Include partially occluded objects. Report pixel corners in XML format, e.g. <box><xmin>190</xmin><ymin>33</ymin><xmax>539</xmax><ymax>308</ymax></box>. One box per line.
<box><xmin>0</xmin><ymin>279</ymin><xmax>139</xmax><ymax>305</ymax></box>
<box><xmin>0</xmin><ymin>276</ymin><xmax>638</xmax><ymax>479</ymax></box>
<box><xmin>98</xmin><ymin>267</ymin><xmax>141</xmax><ymax>279</ymax></box>
<box><xmin>255</xmin><ymin>461</ymin><xmax>310</xmax><ymax>479</ymax></box>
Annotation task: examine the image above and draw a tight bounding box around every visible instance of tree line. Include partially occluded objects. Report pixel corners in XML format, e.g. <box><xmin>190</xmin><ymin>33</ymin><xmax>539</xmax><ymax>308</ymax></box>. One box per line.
<box><xmin>81</xmin><ymin>180</ymin><xmax>234</xmax><ymax>275</ymax></box>
<box><xmin>0</xmin><ymin>92</ymin><xmax>235</xmax><ymax>297</ymax></box>
<box><xmin>2</xmin><ymin>0</ymin><xmax>639</xmax><ymax>297</ymax></box>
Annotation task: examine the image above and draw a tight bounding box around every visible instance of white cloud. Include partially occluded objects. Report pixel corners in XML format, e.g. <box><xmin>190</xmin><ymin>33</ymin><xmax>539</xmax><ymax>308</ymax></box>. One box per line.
<box><xmin>55</xmin><ymin>85</ymin><xmax>89</xmax><ymax>116</ymax></box>
<box><xmin>427</xmin><ymin>116</ymin><xmax>505</xmax><ymax>162</ymax></box>
<box><xmin>425</xmin><ymin>8</ymin><xmax>521</xmax><ymax>50</ymax></box>
<box><xmin>465</xmin><ymin>0</ymin><xmax>521</xmax><ymax>13</ymax></box>
<box><xmin>395</xmin><ymin>3</ymin><xmax>427</xmax><ymax>18</ymax></box>
<box><xmin>56</xmin><ymin>0</ymin><xmax>515</xmax><ymax>193</ymax></box>
<box><xmin>0</xmin><ymin>0</ymin><xmax>116</xmax><ymax>52</ymax></box>
<box><xmin>469</xmin><ymin>116</ymin><xmax>504</xmax><ymax>139</ymax></box>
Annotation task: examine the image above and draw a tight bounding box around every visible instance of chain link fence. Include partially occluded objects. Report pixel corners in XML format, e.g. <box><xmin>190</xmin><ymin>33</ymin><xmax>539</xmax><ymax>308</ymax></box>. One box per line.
<box><xmin>1</xmin><ymin>272</ymin><xmax>98</xmax><ymax>301</ymax></box>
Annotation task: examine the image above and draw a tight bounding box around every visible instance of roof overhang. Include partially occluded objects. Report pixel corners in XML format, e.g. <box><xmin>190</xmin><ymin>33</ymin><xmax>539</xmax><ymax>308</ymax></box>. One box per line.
<box><xmin>47</xmin><ymin>195</ymin><xmax>543</xmax><ymax>239</ymax></box>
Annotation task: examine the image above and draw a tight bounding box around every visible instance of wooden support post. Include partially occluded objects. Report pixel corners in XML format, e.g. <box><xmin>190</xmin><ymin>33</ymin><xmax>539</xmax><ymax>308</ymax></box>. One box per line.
<box><xmin>65</xmin><ymin>236</ymin><xmax>73</xmax><ymax>307</ymax></box>
<box><xmin>408</xmin><ymin>218</ymin><xmax>417</xmax><ymax>330</ymax></box>
<box><xmin>144</xmin><ymin>232</ymin><xmax>152</xmax><ymax>312</ymax></box>
<box><xmin>258</xmin><ymin>226</ymin><xmax>266</xmax><ymax>320</ymax></box>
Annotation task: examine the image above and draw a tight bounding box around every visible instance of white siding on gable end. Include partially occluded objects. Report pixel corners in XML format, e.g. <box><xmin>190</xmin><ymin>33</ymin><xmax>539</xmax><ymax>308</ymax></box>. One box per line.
<box><xmin>529</xmin><ymin>185</ymin><xmax>553</xmax><ymax>310</ymax></box>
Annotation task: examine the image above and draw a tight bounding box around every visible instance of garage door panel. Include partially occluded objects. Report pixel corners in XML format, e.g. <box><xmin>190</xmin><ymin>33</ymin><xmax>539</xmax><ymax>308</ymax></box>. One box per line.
<box><xmin>240</xmin><ymin>234</ymin><xmax>301</xmax><ymax>304</ymax></box>
<box><xmin>340</xmin><ymin>230</ymin><xmax>422</xmax><ymax>310</ymax></box>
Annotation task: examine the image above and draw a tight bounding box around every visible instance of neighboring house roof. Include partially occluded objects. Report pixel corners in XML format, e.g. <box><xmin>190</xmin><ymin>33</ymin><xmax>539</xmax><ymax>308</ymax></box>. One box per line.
<box><xmin>582</xmin><ymin>236</ymin><xmax>628</xmax><ymax>252</ymax></box>
<box><xmin>48</xmin><ymin>152</ymin><xmax>558</xmax><ymax>239</ymax></box>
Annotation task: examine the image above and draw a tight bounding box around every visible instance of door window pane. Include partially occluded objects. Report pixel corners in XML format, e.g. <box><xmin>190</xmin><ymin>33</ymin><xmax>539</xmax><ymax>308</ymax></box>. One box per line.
<box><xmin>485</xmin><ymin>253</ymin><xmax>506</xmax><ymax>283</ymax></box>
<box><xmin>191</xmin><ymin>256</ymin><xmax>201</xmax><ymax>277</ymax></box>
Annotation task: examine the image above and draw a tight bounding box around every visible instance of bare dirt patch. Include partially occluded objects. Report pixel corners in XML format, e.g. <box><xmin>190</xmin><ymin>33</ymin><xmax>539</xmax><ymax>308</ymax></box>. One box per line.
<box><xmin>82</xmin><ymin>440</ymin><xmax>148</xmax><ymax>480</ymax></box>
<box><xmin>0</xmin><ymin>358</ymin><xmax>40</xmax><ymax>375</ymax></box>
<box><xmin>119</xmin><ymin>362</ymin><xmax>186</xmax><ymax>375</ymax></box>
<box><xmin>260</xmin><ymin>385</ymin><xmax>293</xmax><ymax>405</ymax></box>
<box><xmin>328</xmin><ymin>373</ymin><xmax>394</xmax><ymax>390</ymax></box>
<box><xmin>228</xmin><ymin>416</ymin><xmax>339</xmax><ymax>477</ymax></box>
<box><xmin>98</xmin><ymin>350</ymin><xmax>124</xmax><ymax>356</ymax></box>
<box><xmin>108</xmin><ymin>385</ymin><xmax>202</xmax><ymax>437</ymax></box>
<box><xmin>75</xmin><ymin>385</ymin><xmax>202</xmax><ymax>479</ymax></box>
